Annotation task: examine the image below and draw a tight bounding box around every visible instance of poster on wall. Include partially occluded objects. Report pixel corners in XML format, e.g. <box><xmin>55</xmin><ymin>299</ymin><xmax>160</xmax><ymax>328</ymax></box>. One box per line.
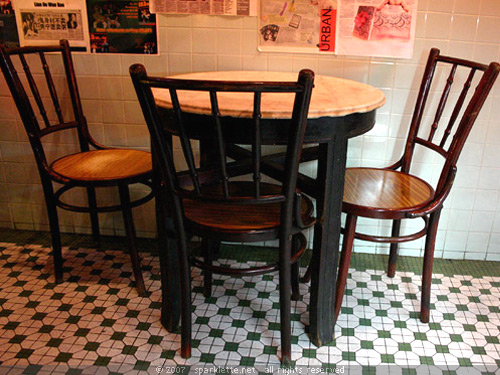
<box><xmin>259</xmin><ymin>0</ymin><xmax>337</xmax><ymax>53</ymax></box>
<box><xmin>259</xmin><ymin>0</ymin><xmax>417</xmax><ymax>58</ymax></box>
<box><xmin>0</xmin><ymin>0</ymin><xmax>20</xmax><ymax>47</ymax></box>
<box><xmin>336</xmin><ymin>0</ymin><xmax>417</xmax><ymax>58</ymax></box>
<box><xmin>14</xmin><ymin>0</ymin><xmax>90</xmax><ymax>48</ymax></box>
<box><xmin>87</xmin><ymin>0</ymin><xmax>158</xmax><ymax>54</ymax></box>
<box><xmin>149</xmin><ymin>0</ymin><xmax>257</xmax><ymax>16</ymax></box>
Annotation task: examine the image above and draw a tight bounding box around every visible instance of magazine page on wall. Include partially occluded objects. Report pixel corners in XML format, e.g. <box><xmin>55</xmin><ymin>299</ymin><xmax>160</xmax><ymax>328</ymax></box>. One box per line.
<box><xmin>0</xmin><ymin>0</ymin><xmax>20</xmax><ymax>47</ymax></box>
<box><xmin>88</xmin><ymin>0</ymin><xmax>158</xmax><ymax>54</ymax></box>
<box><xmin>336</xmin><ymin>0</ymin><xmax>417</xmax><ymax>58</ymax></box>
<box><xmin>259</xmin><ymin>0</ymin><xmax>337</xmax><ymax>53</ymax></box>
<box><xmin>14</xmin><ymin>0</ymin><xmax>90</xmax><ymax>49</ymax></box>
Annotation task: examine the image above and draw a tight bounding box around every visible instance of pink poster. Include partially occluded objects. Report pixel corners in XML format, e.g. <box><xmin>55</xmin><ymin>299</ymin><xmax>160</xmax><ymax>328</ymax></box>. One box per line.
<box><xmin>336</xmin><ymin>0</ymin><xmax>417</xmax><ymax>58</ymax></box>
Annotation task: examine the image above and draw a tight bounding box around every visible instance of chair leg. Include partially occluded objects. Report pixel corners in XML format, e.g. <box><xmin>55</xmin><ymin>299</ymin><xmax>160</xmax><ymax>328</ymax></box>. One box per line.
<box><xmin>301</xmin><ymin>262</ymin><xmax>311</xmax><ymax>283</ymax></box>
<box><xmin>291</xmin><ymin>235</ymin><xmax>300</xmax><ymax>301</ymax></box>
<box><xmin>86</xmin><ymin>187</ymin><xmax>100</xmax><ymax>244</ymax></box>
<box><xmin>421</xmin><ymin>209</ymin><xmax>442</xmax><ymax>323</ymax></box>
<box><xmin>179</xmin><ymin>246</ymin><xmax>192</xmax><ymax>359</ymax></box>
<box><xmin>334</xmin><ymin>214</ymin><xmax>357</xmax><ymax>323</ymax></box>
<box><xmin>43</xmin><ymin>181</ymin><xmax>64</xmax><ymax>284</ymax></box>
<box><xmin>387</xmin><ymin>219</ymin><xmax>401</xmax><ymax>278</ymax></box>
<box><xmin>171</xmin><ymin>199</ymin><xmax>192</xmax><ymax>359</ymax></box>
<box><xmin>118</xmin><ymin>184</ymin><xmax>147</xmax><ymax>297</ymax></box>
<box><xmin>279</xmin><ymin>235</ymin><xmax>293</xmax><ymax>366</ymax></box>
<box><xmin>202</xmin><ymin>238</ymin><xmax>213</xmax><ymax>298</ymax></box>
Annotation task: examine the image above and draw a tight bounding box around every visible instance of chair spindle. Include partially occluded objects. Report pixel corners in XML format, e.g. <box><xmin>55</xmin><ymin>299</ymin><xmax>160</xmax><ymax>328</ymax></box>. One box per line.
<box><xmin>252</xmin><ymin>92</ymin><xmax>262</xmax><ymax>198</ymax></box>
<box><xmin>428</xmin><ymin>64</ymin><xmax>457</xmax><ymax>142</ymax></box>
<box><xmin>19</xmin><ymin>53</ymin><xmax>49</xmax><ymax>130</ymax></box>
<box><xmin>39</xmin><ymin>52</ymin><xmax>64</xmax><ymax>124</ymax></box>
<box><xmin>209</xmin><ymin>90</ymin><xmax>229</xmax><ymax>199</ymax></box>
<box><xmin>439</xmin><ymin>68</ymin><xmax>476</xmax><ymax>148</ymax></box>
<box><xmin>169</xmin><ymin>88</ymin><xmax>201</xmax><ymax>195</ymax></box>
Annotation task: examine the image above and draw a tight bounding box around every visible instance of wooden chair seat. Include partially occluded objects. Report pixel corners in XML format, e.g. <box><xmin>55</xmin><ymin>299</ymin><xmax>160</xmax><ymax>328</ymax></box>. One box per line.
<box><xmin>343</xmin><ymin>168</ymin><xmax>434</xmax><ymax>219</ymax></box>
<box><xmin>51</xmin><ymin>149</ymin><xmax>152</xmax><ymax>183</ymax></box>
<box><xmin>184</xmin><ymin>183</ymin><xmax>314</xmax><ymax>233</ymax></box>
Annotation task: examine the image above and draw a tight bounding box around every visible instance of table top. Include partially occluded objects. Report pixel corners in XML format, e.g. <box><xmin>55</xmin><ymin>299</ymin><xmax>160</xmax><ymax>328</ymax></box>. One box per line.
<box><xmin>153</xmin><ymin>71</ymin><xmax>385</xmax><ymax>119</ymax></box>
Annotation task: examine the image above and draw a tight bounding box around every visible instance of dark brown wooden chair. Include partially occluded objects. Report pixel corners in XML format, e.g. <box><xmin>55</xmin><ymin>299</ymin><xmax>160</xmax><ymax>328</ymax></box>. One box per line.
<box><xmin>334</xmin><ymin>49</ymin><xmax>500</xmax><ymax>323</ymax></box>
<box><xmin>0</xmin><ymin>40</ymin><xmax>153</xmax><ymax>296</ymax></box>
<box><xmin>130</xmin><ymin>64</ymin><xmax>315</xmax><ymax>364</ymax></box>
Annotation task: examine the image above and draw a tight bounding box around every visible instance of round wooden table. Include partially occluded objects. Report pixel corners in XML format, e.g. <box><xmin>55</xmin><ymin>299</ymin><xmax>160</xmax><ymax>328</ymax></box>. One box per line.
<box><xmin>154</xmin><ymin>71</ymin><xmax>385</xmax><ymax>346</ymax></box>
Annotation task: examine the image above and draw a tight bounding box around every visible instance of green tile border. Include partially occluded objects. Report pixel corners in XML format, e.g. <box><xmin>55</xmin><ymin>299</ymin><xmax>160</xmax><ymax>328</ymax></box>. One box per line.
<box><xmin>1</xmin><ymin>228</ymin><xmax>499</xmax><ymax>277</ymax></box>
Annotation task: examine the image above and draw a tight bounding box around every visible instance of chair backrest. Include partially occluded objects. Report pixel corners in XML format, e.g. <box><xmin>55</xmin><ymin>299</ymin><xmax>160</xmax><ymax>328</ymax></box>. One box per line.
<box><xmin>0</xmin><ymin>39</ymin><xmax>93</xmax><ymax>176</ymax></box>
<box><xmin>401</xmin><ymin>48</ymin><xmax>499</xmax><ymax>195</ymax></box>
<box><xmin>130</xmin><ymin>64</ymin><xmax>314</xmax><ymax>219</ymax></box>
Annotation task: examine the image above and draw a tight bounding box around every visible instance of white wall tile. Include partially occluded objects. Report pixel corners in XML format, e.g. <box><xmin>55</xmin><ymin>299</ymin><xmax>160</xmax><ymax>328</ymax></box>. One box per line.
<box><xmin>473</xmin><ymin>43</ymin><xmax>500</xmax><ymax>64</ymax></box>
<box><xmin>450</xmin><ymin>15</ymin><xmax>478</xmax><ymax>42</ymax></box>
<box><xmin>192</xmin><ymin>54</ymin><xmax>217</xmax><ymax>72</ymax></box>
<box><xmin>165</xmin><ymin>14</ymin><xmax>191</xmax><ymax>27</ymax></box>
<box><xmin>475</xmin><ymin>17</ymin><xmax>500</xmax><ymax>43</ymax></box>
<box><xmin>168</xmin><ymin>53</ymin><xmax>192</xmax><ymax>74</ymax></box>
<box><xmin>97</xmin><ymin>55</ymin><xmax>122</xmax><ymax>76</ymax></box>
<box><xmin>217</xmin><ymin>55</ymin><xmax>242</xmax><ymax>70</ymax></box>
<box><xmin>427</xmin><ymin>0</ymin><xmax>453</xmax><ymax>13</ymax></box>
<box><xmin>99</xmin><ymin>77</ymin><xmax>123</xmax><ymax>100</ymax></box>
<box><xmin>192</xmin><ymin>28</ymin><xmax>217</xmax><ymax>54</ymax></box>
<box><xmin>242</xmin><ymin>55</ymin><xmax>268</xmax><ymax>71</ymax></box>
<box><xmin>215</xmin><ymin>15</ymin><xmax>243</xmax><ymax>29</ymax></box>
<box><xmin>121</xmin><ymin>55</ymin><xmax>145</xmax><ymax>75</ymax></box>
<box><xmin>217</xmin><ymin>29</ymin><xmax>242</xmax><ymax>54</ymax></box>
<box><xmin>1</xmin><ymin>2</ymin><xmax>500</xmax><ymax>260</ymax></box>
<box><xmin>167</xmin><ymin>28</ymin><xmax>193</xmax><ymax>53</ymax></box>
<box><xmin>292</xmin><ymin>56</ymin><xmax>319</xmax><ymax>72</ymax></box>
<box><xmin>102</xmin><ymin>101</ymin><xmax>125</xmax><ymax>124</ymax></box>
<box><xmin>469</xmin><ymin>211</ymin><xmax>495</xmax><ymax>233</ymax></box>
<box><xmin>317</xmin><ymin>58</ymin><xmax>343</xmax><ymax>77</ymax></box>
<box><xmin>448</xmin><ymin>41</ymin><xmax>475</xmax><ymax>60</ymax></box>
<box><xmin>191</xmin><ymin>15</ymin><xmax>216</xmax><ymax>28</ymax></box>
<box><xmin>343</xmin><ymin>60</ymin><xmax>369</xmax><ymax>83</ymax></box>
<box><xmin>425</xmin><ymin>13</ymin><xmax>452</xmax><ymax>39</ymax></box>
<box><xmin>369</xmin><ymin>62</ymin><xmax>396</xmax><ymax>88</ymax></box>
<box><xmin>474</xmin><ymin>189</ymin><xmax>498</xmax><ymax>212</ymax></box>
<box><xmin>479</xmin><ymin>1</ymin><xmax>500</xmax><ymax>16</ymax></box>
<box><xmin>454</xmin><ymin>0</ymin><xmax>480</xmax><ymax>15</ymax></box>
<box><xmin>267</xmin><ymin>55</ymin><xmax>293</xmax><ymax>72</ymax></box>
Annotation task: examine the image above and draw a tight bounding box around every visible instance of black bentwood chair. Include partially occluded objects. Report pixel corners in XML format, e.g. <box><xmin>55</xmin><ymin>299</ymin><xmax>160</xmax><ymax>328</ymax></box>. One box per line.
<box><xmin>0</xmin><ymin>40</ymin><xmax>154</xmax><ymax>296</ymax></box>
<box><xmin>334</xmin><ymin>49</ymin><xmax>500</xmax><ymax>323</ymax></box>
<box><xmin>130</xmin><ymin>64</ymin><xmax>315</xmax><ymax>364</ymax></box>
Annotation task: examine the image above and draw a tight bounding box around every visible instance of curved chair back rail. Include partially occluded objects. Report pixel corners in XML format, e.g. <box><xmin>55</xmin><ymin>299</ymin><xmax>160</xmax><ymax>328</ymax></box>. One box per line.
<box><xmin>401</xmin><ymin>49</ymin><xmax>499</xmax><ymax>201</ymax></box>
<box><xmin>130</xmin><ymin>64</ymin><xmax>315</xmax><ymax>365</ymax></box>
<box><xmin>333</xmin><ymin>48</ymin><xmax>500</xmax><ymax>325</ymax></box>
<box><xmin>0</xmin><ymin>40</ymin><xmax>153</xmax><ymax>296</ymax></box>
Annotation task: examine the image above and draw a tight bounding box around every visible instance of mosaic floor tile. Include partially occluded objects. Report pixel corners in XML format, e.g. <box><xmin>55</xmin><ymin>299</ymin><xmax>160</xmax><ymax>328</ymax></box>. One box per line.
<box><xmin>0</xmin><ymin>229</ymin><xmax>499</xmax><ymax>374</ymax></box>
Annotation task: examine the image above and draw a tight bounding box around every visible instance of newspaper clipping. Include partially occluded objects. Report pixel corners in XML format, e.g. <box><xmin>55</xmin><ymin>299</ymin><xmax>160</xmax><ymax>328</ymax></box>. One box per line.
<box><xmin>15</xmin><ymin>0</ymin><xmax>90</xmax><ymax>48</ymax></box>
<box><xmin>259</xmin><ymin>0</ymin><xmax>337</xmax><ymax>53</ymax></box>
<box><xmin>336</xmin><ymin>0</ymin><xmax>417</xmax><ymax>58</ymax></box>
<box><xmin>149</xmin><ymin>0</ymin><xmax>257</xmax><ymax>16</ymax></box>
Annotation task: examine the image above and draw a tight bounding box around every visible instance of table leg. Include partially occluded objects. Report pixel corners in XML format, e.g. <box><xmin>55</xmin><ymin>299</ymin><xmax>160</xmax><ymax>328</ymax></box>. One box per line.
<box><xmin>308</xmin><ymin>135</ymin><xmax>348</xmax><ymax>346</ymax></box>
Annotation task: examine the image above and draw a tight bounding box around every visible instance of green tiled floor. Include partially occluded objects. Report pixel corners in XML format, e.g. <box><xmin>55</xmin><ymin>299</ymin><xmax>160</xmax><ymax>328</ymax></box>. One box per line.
<box><xmin>0</xmin><ymin>229</ymin><xmax>499</xmax><ymax>374</ymax></box>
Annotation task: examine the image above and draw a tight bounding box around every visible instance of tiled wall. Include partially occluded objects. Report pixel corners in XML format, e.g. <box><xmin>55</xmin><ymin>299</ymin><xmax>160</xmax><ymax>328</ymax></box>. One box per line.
<box><xmin>1</xmin><ymin>0</ymin><xmax>500</xmax><ymax>261</ymax></box>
